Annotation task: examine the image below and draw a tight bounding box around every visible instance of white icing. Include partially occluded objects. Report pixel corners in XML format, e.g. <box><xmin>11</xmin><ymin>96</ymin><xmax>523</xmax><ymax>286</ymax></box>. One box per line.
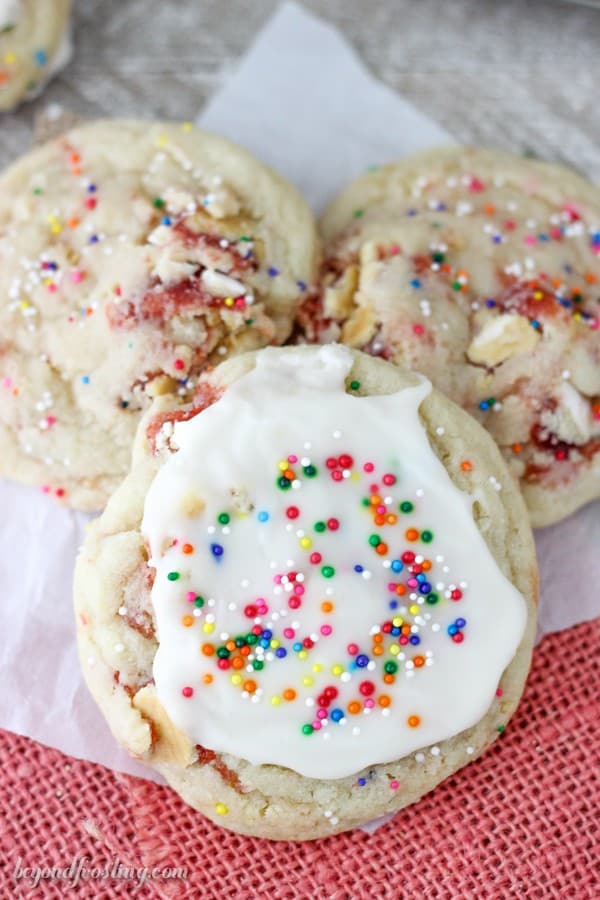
<box><xmin>143</xmin><ymin>345</ymin><xmax>527</xmax><ymax>779</ymax></box>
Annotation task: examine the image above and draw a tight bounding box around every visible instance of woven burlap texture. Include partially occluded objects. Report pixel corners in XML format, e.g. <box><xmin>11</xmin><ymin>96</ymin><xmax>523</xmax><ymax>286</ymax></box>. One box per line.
<box><xmin>0</xmin><ymin>618</ymin><xmax>598</xmax><ymax>899</ymax></box>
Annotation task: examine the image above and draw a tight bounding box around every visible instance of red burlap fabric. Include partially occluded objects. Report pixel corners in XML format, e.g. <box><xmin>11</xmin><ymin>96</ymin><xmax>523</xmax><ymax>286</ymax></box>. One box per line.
<box><xmin>1</xmin><ymin>618</ymin><xmax>598</xmax><ymax>899</ymax></box>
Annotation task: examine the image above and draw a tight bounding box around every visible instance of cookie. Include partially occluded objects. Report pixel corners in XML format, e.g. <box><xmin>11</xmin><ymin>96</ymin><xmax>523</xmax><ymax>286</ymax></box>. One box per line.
<box><xmin>0</xmin><ymin>120</ymin><xmax>318</xmax><ymax>508</ymax></box>
<box><xmin>0</xmin><ymin>0</ymin><xmax>72</xmax><ymax>111</ymax></box>
<box><xmin>300</xmin><ymin>147</ymin><xmax>600</xmax><ymax>527</ymax></box>
<box><xmin>74</xmin><ymin>344</ymin><xmax>537</xmax><ymax>840</ymax></box>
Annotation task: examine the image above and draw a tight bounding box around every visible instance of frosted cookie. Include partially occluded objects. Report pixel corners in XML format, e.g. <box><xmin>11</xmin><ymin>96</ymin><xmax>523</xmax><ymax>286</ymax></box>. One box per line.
<box><xmin>301</xmin><ymin>147</ymin><xmax>600</xmax><ymax>527</ymax></box>
<box><xmin>0</xmin><ymin>121</ymin><xmax>318</xmax><ymax>508</ymax></box>
<box><xmin>0</xmin><ymin>0</ymin><xmax>72</xmax><ymax>111</ymax></box>
<box><xmin>74</xmin><ymin>344</ymin><xmax>538</xmax><ymax>840</ymax></box>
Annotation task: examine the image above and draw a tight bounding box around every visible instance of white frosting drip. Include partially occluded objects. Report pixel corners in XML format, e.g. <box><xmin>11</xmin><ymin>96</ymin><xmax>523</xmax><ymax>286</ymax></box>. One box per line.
<box><xmin>143</xmin><ymin>346</ymin><xmax>526</xmax><ymax>779</ymax></box>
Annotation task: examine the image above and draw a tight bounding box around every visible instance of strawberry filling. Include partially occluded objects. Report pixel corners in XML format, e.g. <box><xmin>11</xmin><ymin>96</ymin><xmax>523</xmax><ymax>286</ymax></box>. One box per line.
<box><xmin>195</xmin><ymin>745</ymin><xmax>245</xmax><ymax>793</ymax></box>
<box><xmin>106</xmin><ymin>225</ymin><xmax>257</xmax><ymax>330</ymax></box>
<box><xmin>113</xmin><ymin>671</ymin><xmax>153</xmax><ymax>699</ymax></box>
<box><xmin>124</xmin><ymin>608</ymin><xmax>155</xmax><ymax>639</ymax></box>
<box><xmin>107</xmin><ymin>277</ymin><xmax>233</xmax><ymax>329</ymax></box>
<box><xmin>494</xmin><ymin>276</ymin><xmax>562</xmax><ymax>322</ymax></box>
<box><xmin>171</xmin><ymin>225</ymin><xmax>256</xmax><ymax>273</ymax></box>
<box><xmin>524</xmin><ymin>423</ymin><xmax>600</xmax><ymax>483</ymax></box>
<box><xmin>294</xmin><ymin>290</ymin><xmax>334</xmax><ymax>342</ymax></box>
<box><xmin>145</xmin><ymin>379</ymin><xmax>223</xmax><ymax>449</ymax></box>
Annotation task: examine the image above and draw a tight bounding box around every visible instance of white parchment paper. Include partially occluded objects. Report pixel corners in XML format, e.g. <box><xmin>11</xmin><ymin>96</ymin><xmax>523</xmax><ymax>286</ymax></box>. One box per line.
<box><xmin>0</xmin><ymin>1</ymin><xmax>598</xmax><ymax>783</ymax></box>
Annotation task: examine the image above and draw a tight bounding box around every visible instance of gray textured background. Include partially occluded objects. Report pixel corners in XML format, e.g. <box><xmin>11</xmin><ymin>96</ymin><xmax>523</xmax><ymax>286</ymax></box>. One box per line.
<box><xmin>1</xmin><ymin>0</ymin><xmax>600</xmax><ymax>179</ymax></box>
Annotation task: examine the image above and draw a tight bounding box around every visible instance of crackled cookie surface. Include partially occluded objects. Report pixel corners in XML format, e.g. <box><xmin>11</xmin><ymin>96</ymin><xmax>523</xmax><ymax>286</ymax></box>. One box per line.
<box><xmin>302</xmin><ymin>147</ymin><xmax>600</xmax><ymax>527</ymax></box>
<box><xmin>74</xmin><ymin>346</ymin><xmax>537</xmax><ymax>840</ymax></box>
<box><xmin>0</xmin><ymin>120</ymin><xmax>317</xmax><ymax>507</ymax></box>
<box><xmin>0</xmin><ymin>0</ymin><xmax>71</xmax><ymax>111</ymax></box>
